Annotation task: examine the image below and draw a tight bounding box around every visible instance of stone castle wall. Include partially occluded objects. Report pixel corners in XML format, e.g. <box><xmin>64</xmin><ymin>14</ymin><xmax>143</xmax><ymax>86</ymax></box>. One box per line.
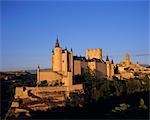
<box><xmin>38</xmin><ymin>71</ymin><xmax>62</xmax><ymax>83</ymax></box>
<box><xmin>88</xmin><ymin>61</ymin><xmax>97</xmax><ymax>71</ymax></box>
<box><xmin>14</xmin><ymin>85</ymin><xmax>83</xmax><ymax>99</ymax></box>
<box><xmin>69</xmin><ymin>84</ymin><xmax>83</xmax><ymax>91</ymax></box>
<box><xmin>74</xmin><ymin>60</ymin><xmax>81</xmax><ymax>75</ymax></box>
<box><xmin>96</xmin><ymin>62</ymin><xmax>107</xmax><ymax>79</ymax></box>
<box><xmin>14</xmin><ymin>86</ymin><xmax>67</xmax><ymax>99</ymax></box>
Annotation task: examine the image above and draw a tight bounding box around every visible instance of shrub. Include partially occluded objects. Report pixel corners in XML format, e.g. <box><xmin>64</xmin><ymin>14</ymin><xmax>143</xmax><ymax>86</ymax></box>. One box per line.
<box><xmin>38</xmin><ymin>80</ymin><xmax>48</xmax><ymax>87</ymax></box>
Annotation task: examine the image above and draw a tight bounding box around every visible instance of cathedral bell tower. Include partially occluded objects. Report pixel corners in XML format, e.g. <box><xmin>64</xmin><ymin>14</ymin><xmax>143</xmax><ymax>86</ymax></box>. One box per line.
<box><xmin>125</xmin><ymin>53</ymin><xmax>131</xmax><ymax>66</ymax></box>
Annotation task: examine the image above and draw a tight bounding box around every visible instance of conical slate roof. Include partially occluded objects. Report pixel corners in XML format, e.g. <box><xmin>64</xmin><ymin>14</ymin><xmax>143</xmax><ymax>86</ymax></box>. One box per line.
<box><xmin>55</xmin><ymin>37</ymin><xmax>60</xmax><ymax>48</ymax></box>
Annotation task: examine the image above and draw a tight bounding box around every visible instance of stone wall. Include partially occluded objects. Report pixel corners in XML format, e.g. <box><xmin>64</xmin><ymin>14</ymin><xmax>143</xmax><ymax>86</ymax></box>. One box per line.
<box><xmin>15</xmin><ymin>87</ymin><xmax>29</xmax><ymax>99</ymax></box>
<box><xmin>69</xmin><ymin>84</ymin><xmax>83</xmax><ymax>91</ymax></box>
<box><xmin>14</xmin><ymin>86</ymin><xmax>67</xmax><ymax>99</ymax></box>
<box><xmin>88</xmin><ymin>61</ymin><xmax>97</xmax><ymax>71</ymax></box>
<box><xmin>14</xmin><ymin>85</ymin><xmax>83</xmax><ymax>99</ymax></box>
<box><xmin>38</xmin><ymin>71</ymin><xmax>62</xmax><ymax>83</ymax></box>
<box><xmin>96</xmin><ymin>62</ymin><xmax>107</xmax><ymax>79</ymax></box>
<box><xmin>81</xmin><ymin>61</ymin><xmax>88</xmax><ymax>72</ymax></box>
<box><xmin>74</xmin><ymin>60</ymin><xmax>81</xmax><ymax>75</ymax></box>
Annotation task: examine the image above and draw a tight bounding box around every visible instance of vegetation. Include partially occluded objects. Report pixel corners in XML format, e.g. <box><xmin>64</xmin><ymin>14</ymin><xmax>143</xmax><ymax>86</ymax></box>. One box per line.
<box><xmin>27</xmin><ymin>91</ymin><xmax>149</xmax><ymax>119</ymax></box>
<box><xmin>37</xmin><ymin>80</ymin><xmax>64</xmax><ymax>87</ymax></box>
<box><xmin>37</xmin><ymin>80</ymin><xmax>48</xmax><ymax>87</ymax></box>
<box><xmin>2</xmin><ymin>69</ymin><xmax>150</xmax><ymax>119</ymax></box>
<box><xmin>1</xmin><ymin>79</ymin><xmax>15</xmax><ymax>119</ymax></box>
<box><xmin>82</xmin><ymin>68</ymin><xmax>149</xmax><ymax>101</ymax></box>
<box><xmin>49</xmin><ymin>80</ymin><xmax>64</xmax><ymax>86</ymax></box>
<box><xmin>0</xmin><ymin>72</ymin><xmax>36</xmax><ymax>87</ymax></box>
<box><xmin>63</xmin><ymin>69</ymin><xmax>150</xmax><ymax>119</ymax></box>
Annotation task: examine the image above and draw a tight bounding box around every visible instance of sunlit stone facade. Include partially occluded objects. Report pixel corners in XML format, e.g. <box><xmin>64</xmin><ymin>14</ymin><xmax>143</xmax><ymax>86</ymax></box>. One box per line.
<box><xmin>37</xmin><ymin>37</ymin><xmax>115</xmax><ymax>86</ymax></box>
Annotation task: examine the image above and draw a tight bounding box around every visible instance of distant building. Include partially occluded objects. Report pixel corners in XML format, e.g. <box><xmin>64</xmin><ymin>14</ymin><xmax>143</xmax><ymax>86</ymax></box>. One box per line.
<box><xmin>116</xmin><ymin>53</ymin><xmax>150</xmax><ymax>79</ymax></box>
<box><xmin>37</xmin><ymin>37</ymin><xmax>114</xmax><ymax>87</ymax></box>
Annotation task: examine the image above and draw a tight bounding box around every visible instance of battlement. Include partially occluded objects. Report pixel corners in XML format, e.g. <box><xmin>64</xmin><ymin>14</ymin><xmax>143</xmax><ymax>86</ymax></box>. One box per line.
<box><xmin>86</xmin><ymin>48</ymin><xmax>102</xmax><ymax>60</ymax></box>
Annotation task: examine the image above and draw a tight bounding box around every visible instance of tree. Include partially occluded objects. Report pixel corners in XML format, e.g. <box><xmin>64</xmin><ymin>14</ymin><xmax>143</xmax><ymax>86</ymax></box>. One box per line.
<box><xmin>82</xmin><ymin>67</ymin><xmax>97</xmax><ymax>101</ymax></box>
<box><xmin>82</xmin><ymin>67</ymin><xmax>112</xmax><ymax>101</ymax></box>
<box><xmin>126</xmin><ymin>78</ymin><xmax>142</xmax><ymax>94</ymax></box>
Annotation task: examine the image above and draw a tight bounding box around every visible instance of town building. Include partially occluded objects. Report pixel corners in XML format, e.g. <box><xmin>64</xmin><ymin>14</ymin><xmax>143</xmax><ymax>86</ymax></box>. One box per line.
<box><xmin>116</xmin><ymin>53</ymin><xmax>150</xmax><ymax>79</ymax></box>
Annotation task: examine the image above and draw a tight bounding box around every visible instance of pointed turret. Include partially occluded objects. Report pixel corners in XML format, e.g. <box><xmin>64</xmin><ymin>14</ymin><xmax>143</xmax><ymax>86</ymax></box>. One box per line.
<box><xmin>52</xmin><ymin>49</ymin><xmax>54</xmax><ymax>53</ymax></box>
<box><xmin>38</xmin><ymin>65</ymin><xmax>40</xmax><ymax>69</ymax></box>
<box><xmin>65</xmin><ymin>46</ymin><xmax>67</xmax><ymax>50</ymax></box>
<box><xmin>111</xmin><ymin>59</ymin><xmax>114</xmax><ymax>64</ymax></box>
<box><xmin>106</xmin><ymin>55</ymin><xmax>109</xmax><ymax>61</ymax></box>
<box><xmin>55</xmin><ymin>36</ymin><xmax>60</xmax><ymax>48</ymax></box>
<box><xmin>71</xmin><ymin>48</ymin><xmax>72</xmax><ymax>52</ymax></box>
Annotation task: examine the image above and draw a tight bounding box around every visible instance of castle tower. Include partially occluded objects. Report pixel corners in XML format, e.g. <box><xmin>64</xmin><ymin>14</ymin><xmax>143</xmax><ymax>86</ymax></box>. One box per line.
<box><xmin>97</xmin><ymin>48</ymin><xmax>102</xmax><ymax>59</ymax></box>
<box><xmin>111</xmin><ymin>59</ymin><xmax>114</xmax><ymax>78</ymax></box>
<box><xmin>52</xmin><ymin>37</ymin><xmax>62</xmax><ymax>72</ymax></box>
<box><xmin>86</xmin><ymin>48</ymin><xmax>102</xmax><ymax>60</ymax></box>
<box><xmin>86</xmin><ymin>49</ymin><xmax>89</xmax><ymax>59</ymax></box>
<box><xmin>62</xmin><ymin>48</ymin><xmax>68</xmax><ymax>76</ymax></box>
<box><xmin>106</xmin><ymin>56</ymin><xmax>111</xmax><ymax>79</ymax></box>
<box><xmin>70</xmin><ymin>48</ymin><xmax>73</xmax><ymax>73</ymax></box>
<box><xmin>125</xmin><ymin>53</ymin><xmax>131</xmax><ymax>66</ymax></box>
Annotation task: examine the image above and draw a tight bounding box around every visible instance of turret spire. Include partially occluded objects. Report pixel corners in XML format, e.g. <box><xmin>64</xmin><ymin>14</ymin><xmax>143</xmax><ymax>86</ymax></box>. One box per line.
<box><xmin>38</xmin><ymin>65</ymin><xmax>40</xmax><ymax>69</ymax></box>
<box><xmin>111</xmin><ymin>59</ymin><xmax>114</xmax><ymax>64</ymax></box>
<box><xmin>55</xmin><ymin>36</ymin><xmax>60</xmax><ymax>48</ymax></box>
<box><xmin>106</xmin><ymin>55</ymin><xmax>109</xmax><ymax>61</ymax></box>
<box><xmin>52</xmin><ymin>49</ymin><xmax>54</xmax><ymax>53</ymax></box>
<box><xmin>65</xmin><ymin>46</ymin><xmax>67</xmax><ymax>50</ymax></box>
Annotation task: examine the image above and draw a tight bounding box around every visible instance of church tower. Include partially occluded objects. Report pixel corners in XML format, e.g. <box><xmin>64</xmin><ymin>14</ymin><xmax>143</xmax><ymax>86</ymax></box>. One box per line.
<box><xmin>52</xmin><ymin>37</ymin><xmax>62</xmax><ymax>72</ymax></box>
<box><xmin>125</xmin><ymin>53</ymin><xmax>131</xmax><ymax>66</ymax></box>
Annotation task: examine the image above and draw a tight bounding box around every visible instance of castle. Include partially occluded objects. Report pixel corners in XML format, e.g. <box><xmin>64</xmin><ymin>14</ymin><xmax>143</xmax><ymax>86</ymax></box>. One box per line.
<box><xmin>37</xmin><ymin>37</ymin><xmax>114</xmax><ymax>87</ymax></box>
<box><xmin>8</xmin><ymin>38</ymin><xmax>150</xmax><ymax>118</ymax></box>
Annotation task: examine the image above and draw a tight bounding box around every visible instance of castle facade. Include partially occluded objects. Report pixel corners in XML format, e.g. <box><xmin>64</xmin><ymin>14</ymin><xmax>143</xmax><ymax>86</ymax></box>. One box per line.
<box><xmin>37</xmin><ymin>37</ymin><xmax>114</xmax><ymax>87</ymax></box>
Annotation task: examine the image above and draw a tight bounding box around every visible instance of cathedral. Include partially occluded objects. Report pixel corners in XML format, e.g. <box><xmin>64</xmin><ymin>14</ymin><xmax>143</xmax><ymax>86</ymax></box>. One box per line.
<box><xmin>37</xmin><ymin>37</ymin><xmax>114</xmax><ymax>87</ymax></box>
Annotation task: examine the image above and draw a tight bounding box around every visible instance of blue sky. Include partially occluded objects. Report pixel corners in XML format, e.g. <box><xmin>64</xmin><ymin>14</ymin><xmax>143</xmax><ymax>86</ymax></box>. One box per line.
<box><xmin>1</xmin><ymin>0</ymin><xmax>149</xmax><ymax>71</ymax></box>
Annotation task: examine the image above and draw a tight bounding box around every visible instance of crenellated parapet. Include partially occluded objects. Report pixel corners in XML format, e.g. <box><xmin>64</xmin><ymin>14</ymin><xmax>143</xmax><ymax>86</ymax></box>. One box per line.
<box><xmin>86</xmin><ymin>48</ymin><xmax>102</xmax><ymax>60</ymax></box>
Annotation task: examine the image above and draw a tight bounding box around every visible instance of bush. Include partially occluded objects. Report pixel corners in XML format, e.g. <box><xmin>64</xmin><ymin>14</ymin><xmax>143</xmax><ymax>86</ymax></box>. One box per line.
<box><xmin>49</xmin><ymin>80</ymin><xmax>64</xmax><ymax>86</ymax></box>
<box><xmin>38</xmin><ymin>80</ymin><xmax>48</xmax><ymax>87</ymax></box>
